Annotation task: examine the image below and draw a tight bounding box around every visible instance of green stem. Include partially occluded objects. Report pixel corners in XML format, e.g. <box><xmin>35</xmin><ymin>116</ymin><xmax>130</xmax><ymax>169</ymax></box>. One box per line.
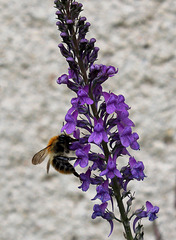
<box><xmin>112</xmin><ymin>178</ymin><xmax>134</xmax><ymax>240</ymax></box>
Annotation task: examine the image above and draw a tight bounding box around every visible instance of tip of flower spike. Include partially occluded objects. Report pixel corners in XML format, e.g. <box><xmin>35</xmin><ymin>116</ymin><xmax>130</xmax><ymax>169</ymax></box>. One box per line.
<box><xmin>66</xmin><ymin>19</ymin><xmax>74</xmax><ymax>25</ymax></box>
<box><xmin>56</xmin><ymin>21</ymin><xmax>61</xmax><ymax>26</ymax></box>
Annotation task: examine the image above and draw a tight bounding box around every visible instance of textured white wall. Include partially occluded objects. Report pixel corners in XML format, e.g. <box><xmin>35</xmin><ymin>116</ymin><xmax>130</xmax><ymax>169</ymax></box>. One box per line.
<box><xmin>0</xmin><ymin>0</ymin><xmax>176</xmax><ymax>239</ymax></box>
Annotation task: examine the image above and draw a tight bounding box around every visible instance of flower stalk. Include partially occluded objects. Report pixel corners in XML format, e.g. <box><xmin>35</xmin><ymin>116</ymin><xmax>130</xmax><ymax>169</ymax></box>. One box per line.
<box><xmin>112</xmin><ymin>178</ymin><xmax>134</xmax><ymax>239</ymax></box>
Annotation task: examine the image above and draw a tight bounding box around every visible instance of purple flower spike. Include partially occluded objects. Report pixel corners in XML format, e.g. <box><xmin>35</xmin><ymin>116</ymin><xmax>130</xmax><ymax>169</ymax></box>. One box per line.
<box><xmin>100</xmin><ymin>155</ymin><xmax>122</xmax><ymax>179</ymax></box>
<box><xmin>61</xmin><ymin>110</ymin><xmax>78</xmax><ymax>134</ymax></box>
<box><xmin>146</xmin><ymin>201</ymin><xmax>159</xmax><ymax>221</ymax></box>
<box><xmin>88</xmin><ymin>118</ymin><xmax>108</xmax><ymax>145</ymax></box>
<box><xmin>92</xmin><ymin>202</ymin><xmax>114</xmax><ymax>237</ymax></box>
<box><xmin>53</xmin><ymin>1</ymin><xmax>159</xmax><ymax>237</ymax></box>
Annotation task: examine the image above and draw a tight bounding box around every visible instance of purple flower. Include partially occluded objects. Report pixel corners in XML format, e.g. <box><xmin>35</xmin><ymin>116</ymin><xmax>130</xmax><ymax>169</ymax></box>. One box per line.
<box><xmin>73</xmin><ymin>129</ymin><xmax>80</xmax><ymax>139</ymax></box>
<box><xmin>77</xmin><ymin>85</ymin><xmax>94</xmax><ymax>105</ymax></box>
<box><xmin>79</xmin><ymin>168</ymin><xmax>104</xmax><ymax>192</ymax></box>
<box><xmin>74</xmin><ymin>144</ymin><xmax>90</xmax><ymax>168</ymax></box>
<box><xmin>92</xmin><ymin>180</ymin><xmax>111</xmax><ymax>202</ymax></box>
<box><xmin>88</xmin><ymin>118</ymin><xmax>108</xmax><ymax>145</ymax></box>
<box><xmin>92</xmin><ymin>202</ymin><xmax>114</xmax><ymax>237</ymax></box>
<box><xmin>109</xmin><ymin>132</ymin><xmax>130</xmax><ymax>157</ymax></box>
<box><xmin>68</xmin><ymin>97</ymin><xmax>89</xmax><ymax>116</ymax></box>
<box><xmin>61</xmin><ymin>110</ymin><xmax>78</xmax><ymax>134</ymax></box>
<box><xmin>146</xmin><ymin>201</ymin><xmax>159</xmax><ymax>221</ymax></box>
<box><xmin>89</xmin><ymin>64</ymin><xmax>118</xmax><ymax>84</ymax></box>
<box><xmin>79</xmin><ymin>168</ymin><xmax>91</xmax><ymax>191</ymax></box>
<box><xmin>129</xmin><ymin>157</ymin><xmax>146</xmax><ymax>180</ymax></box>
<box><xmin>119</xmin><ymin>127</ymin><xmax>140</xmax><ymax>150</ymax></box>
<box><xmin>100</xmin><ymin>155</ymin><xmax>122</xmax><ymax>179</ymax></box>
<box><xmin>57</xmin><ymin>74</ymin><xmax>69</xmax><ymax>84</ymax></box>
<box><xmin>89</xmin><ymin>153</ymin><xmax>106</xmax><ymax>171</ymax></box>
<box><xmin>103</xmin><ymin>92</ymin><xmax>129</xmax><ymax>115</ymax></box>
<box><xmin>133</xmin><ymin>201</ymin><xmax>159</xmax><ymax>232</ymax></box>
<box><xmin>92</xmin><ymin>202</ymin><xmax>108</xmax><ymax>219</ymax></box>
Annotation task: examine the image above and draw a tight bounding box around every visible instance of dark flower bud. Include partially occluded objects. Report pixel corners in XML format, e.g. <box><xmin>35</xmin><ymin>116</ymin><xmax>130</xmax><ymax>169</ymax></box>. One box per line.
<box><xmin>79</xmin><ymin>16</ymin><xmax>87</xmax><ymax>22</ymax></box>
<box><xmin>79</xmin><ymin>38</ymin><xmax>88</xmax><ymax>52</ymax></box>
<box><xmin>80</xmin><ymin>38</ymin><xmax>88</xmax><ymax>44</ymax></box>
<box><xmin>90</xmin><ymin>38</ymin><xmax>96</xmax><ymax>44</ymax></box>
<box><xmin>55</xmin><ymin>9</ymin><xmax>65</xmax><ymax>21</ymax></box>
<box><xmin>56</xmin><ymin>20</ymin><xmax>61</xmax><ymax>26</ymax></box>
<box><xmin>56</xmin><ymin>21</ymin><xmax>66</xmax><ymax>32</ymax></box>
<box><xmin>56</xmin><ymin>10</ymin><xmax>62</xmax><ymax>16</ymax></box>
<box><xmin>66</xmin><ymin>57</ymin><xmax>78</xmax><ymax>70</ymax></box>
<box><xmin>57</xmin><ymin>74</ymin><xmax>68</xmax><ymax>84</ymax></box>
<box><xmin>66</xmin><ymin>19</ymin><xmax>74</xmax><ymax>25</ymax></box>
<box><xmin>60</xmin><ymin>32</ymin><xmax>71</xmax><ymax>45</ymax></box>
<box><xmin>60</xmin><ymin>0</ymin><xmax>67</xmax><ymax>5</ymax></box>
<box><xmin>73</xmin><ymin>2</ymin><xmax>83</xmax><ymax>11</ymax></box>
<box><xmin>79</xmin><ymin>22</ymin><xmax>91</xmax><ymax>39</ymax></box>
<box><xmin>54</xmin><ymin>0</ymin><xmax>59</xmax><ymax>5</ymax></box>
<box><xmin>58</xmin><ymin>43</ymin><xmax>73</xmax><ymax>58</ymax></box>
<box><xmin>66</xmin><ymin>19</ymin><xmax>75</xmax><ymax>31</ymax></box>
<box><xmin>127</xmin><ymin>197</ymin><xmax>134</xmax><ymax>207</ymax></box>
<box><xmin>76</xmin><ymin>16</ymin><xmax>87</xmax><ymax>31</ymax></box>
<box><xmin>70</xmin><ymin>2</ymin><xmax>83</xmax><ymax>19</ymax></box>
<box><xmin>89</xmin><ymin>47</ymin><xmax>99</xmax><ymax>65</ymax></box>
<box><xmin>60</xmin><ymin>32</ymin><xmax>68</xmax><ymax>38</ymax></box>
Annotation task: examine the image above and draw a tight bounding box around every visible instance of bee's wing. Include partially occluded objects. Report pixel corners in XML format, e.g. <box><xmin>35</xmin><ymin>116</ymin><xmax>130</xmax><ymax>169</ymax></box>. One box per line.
<box><xmin>32</xmin><ymin>146</ymin><xmax>49</xmax><ymax>165</ymax></box>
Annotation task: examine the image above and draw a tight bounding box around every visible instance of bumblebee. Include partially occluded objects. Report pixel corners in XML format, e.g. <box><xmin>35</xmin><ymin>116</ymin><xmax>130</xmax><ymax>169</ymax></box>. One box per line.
<box><xmin>32</xmin><ymin>134</ymin><xmax>79</xmax><ymax>178</ymax></box>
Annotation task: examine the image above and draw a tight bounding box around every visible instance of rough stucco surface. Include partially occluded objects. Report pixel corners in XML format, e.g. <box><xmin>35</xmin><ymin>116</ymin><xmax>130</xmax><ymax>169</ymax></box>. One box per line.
<box><xmin>0</xmin><ymin>0</ymin><xmax>176</xmax><ymax>239</ymax></box>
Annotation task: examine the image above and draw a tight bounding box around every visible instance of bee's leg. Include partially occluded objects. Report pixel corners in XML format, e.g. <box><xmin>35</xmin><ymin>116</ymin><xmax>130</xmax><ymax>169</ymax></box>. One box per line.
<box><xmin>58</xmin><ymin>156</ymin><xmax>76</xmax><ymax>161</ymax></box>
<box><xmin>67</xmin><ymin>157</ymin><xmax>76</xmax><ymax>161</ymax></box>
<box><xmin>73</xmin><ymin>170</ymin><xmax>80</xmax><ymax>178</ymax></box>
